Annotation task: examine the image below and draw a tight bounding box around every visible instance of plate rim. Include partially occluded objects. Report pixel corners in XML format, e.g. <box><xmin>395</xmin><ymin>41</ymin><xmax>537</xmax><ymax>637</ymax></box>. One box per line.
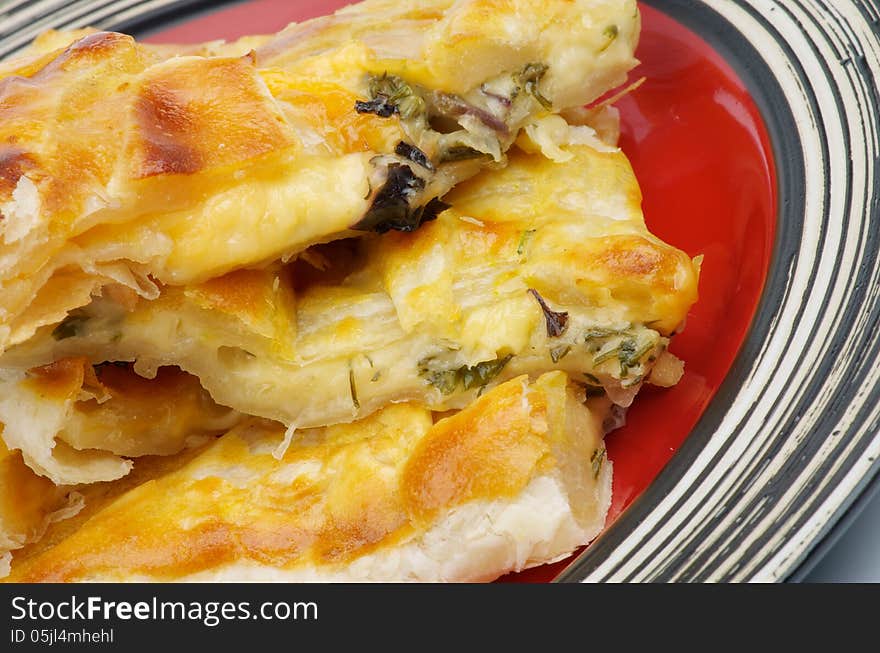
<box><xmin>0</xmin><ymin>0</ymin><xmax>877</xmax><ymax>583</ymax></box>
<box><xmin>557</xmin><ymin>0</ymin><xmax>880</xmax><ymax>582</ymax></box>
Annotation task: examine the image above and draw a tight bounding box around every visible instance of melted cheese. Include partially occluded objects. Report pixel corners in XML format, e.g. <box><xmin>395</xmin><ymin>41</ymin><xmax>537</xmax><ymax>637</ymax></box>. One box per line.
<box><xmin>6</xmin><ymin>373</ymin><xmax>612</xmax><ymax>582</ymax></box>
<box><xmin>1</xmin><ymin>134</ymin><xmax>699</xmax><ymax>483</ymax></box>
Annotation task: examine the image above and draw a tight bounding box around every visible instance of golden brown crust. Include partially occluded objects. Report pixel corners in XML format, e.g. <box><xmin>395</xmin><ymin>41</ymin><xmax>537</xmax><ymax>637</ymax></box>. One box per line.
<box><xmin>0</xmin><ymin>136</ymin><xmax>699</xmax><ymax>483</ymax></box>
<box><xmin>130</xmin><ymin>56</ymin><xmax>296</xmax><ymax>179</ymax></box>
<box><xmin>0</xmin><ymin>148</ymin><xmax>37</xmax><ymax>197</ymax></box>
<box><xmin>0</xmin><ymin>32</ymin><xmax>149</xmax><ymax>213</ymax></box>
<box><xmin>89</xmin><ymin>364</ymin><xmax>210</xmax><ymax>408</ymax></box>
<box><xmin>6</xmin><ymin>373</ymin><xmax>605</xmax><ymax>582</ymax></box>
<box><xmin>187</xmin><ymin>268</ymin><xmax>287</xmax><ymax>325</ymax></box>
<box><xmin>403</xmin><ymin>378</ymin><xmax>548</xmax><ymax>519</ymax></box>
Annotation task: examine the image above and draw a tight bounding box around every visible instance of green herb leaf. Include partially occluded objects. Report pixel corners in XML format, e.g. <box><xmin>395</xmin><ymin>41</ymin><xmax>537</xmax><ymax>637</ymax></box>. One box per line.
<box><xmin>599</xmin><ymin>25</ymin><xmax>619</xmax><ymax>52</ymax></box>
<box><xmin>438</xmin><ymin>145</ymin><xmax>488</xmax><ymax>163</ymax></box>
<box><xmin>584</xmin><ymin>328</ymin><xmax>620</xmax><ymax>340</ymax></box>
<box><xmin>592</xmin><ymin>346</ymin><xmax>620</xmax><ymax>366</ymax></box>
<box><xmin>515</xmin><ymin>63</ymin><xmax>552</xmax><ymax>109</ymax></box>
<box><xmin>349</xmin><ymin>367</ymin><xmax>360</xmax><ymax>409</ymax></box>
<box><xmin>461</xmin><ymin>355</ymin><xmax>513</xmax><ymax>391</ymax></box>
<box><xmin>421</xmin><ymin>368</ymin><xmax>460</xmax><ymax>395</ymax></box>
<box><xmin>51</xmin><ymin>310</ymin><xmax>90</xmax><ymax>341</ymax></box>
<box><xmin>550</xmin><ymin>345</ymin><xmax>571</xmax><ymax>364</ymax></box>
<box><xmin>618</xmin><ymin>338</ymin><xmax>655</xmax><ymax>377</ymax></box>
<box><xmin>517</xmin><ymin>229</ymin><xmax>536</xmax><ymax>256</ymax></box>
<box><xmin>419</xmin><ymin>354</ymin><xmax>513</xmax><ymax>394</ymax></box>
<box><xmin>356</xmin><ymin>73</ymin><xmax>426</xmax><ymax>120</ymax></box>
<box><xmin>355</xmin><ymin>96</ymin><xmax>397</xmax><ymax>118</ymax></box>
<box><xmin>591</xmin><ymin>446</ymin><xmax>606</xmax><ymax>479</ymax></box>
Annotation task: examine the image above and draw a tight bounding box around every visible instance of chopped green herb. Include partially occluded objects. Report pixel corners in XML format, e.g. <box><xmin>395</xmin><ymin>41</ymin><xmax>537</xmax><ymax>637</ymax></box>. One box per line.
<box><xmin>586</xmin><ymin>328</ymin><xmax>656</xmax><ymax>377</ymax></box>
<box><xmin>584</xmin><ymin>328</ymin><xmax>620</xmax><ymax>340</ymax></box>
<box><xmin>618</xmin><ymin>338</ymin><xmax>637</xmax><ymax>358</ymax></box>
<box><xmin>517</xmin><ymin>229</ymin><xmax>536</xmax><ymax>256</ymax></box>
<box><xmin>419</xmin><ymin>354</ymin><xmax>513</xmax><ymax>394</ymax></box>
<box><xmin>584</xmin><ymin>373</ymin><xmax>601</xmax><ymax>385</ymax></box>
<box><xmin>618</xmin><ymin>338</ymin><xmax>655</xmax><ymax>377</ymax></box>
<box><xmin>364</xmin><ymin>355</ymin><xmax>381</xmax><ymax>382</ymax></box>
<box><xmin>592</xmin><ymin>346</ymin><xmax>620</xmax><ymax>366</ymax></box>
<box><xmin>528</xmin><ymin>289</ymin><xmax>569</xmax><ymax>338</ymax></box>
<box><xmin>617</xmin><ymin>338</ymin><xmax>637</xmax><ymax>376</ymax></box>
<box><xmin>422</xmin><ymin>368</ymin><xmax>461</xmax><ymax>395</ymax></box>
<box><xmin>515</xmin><ymin>63</ymin><xmax>551</xmax><ymax>109</ymax></box>
<box><xmin>599</xmin><ymin>25</ymin><xmax>619</xmax><ymax>52</ymax></box>
<box><xmin>349</xmin><ymin>367</ymin><xmax>360</xmax><ymax>409</ymax></box>
<box><xmin>355</xmin><ymin>96</ymin><xmax>397</xmax><ymax>118</ymax></box>
<box><xmin>356</xmin><ymin>73</ymin><xmax>426</xmax><ymax>120</ymax></box>
<box><xmin>51</xmin><ymin>309</ymin><xmax>90</xmax><ymax>341</ymax></box>
<box><xmin>550</xmin><ymin>345</ymin><xmax>571</xmax><ymax>364</ymax></box>
<box><xmin>438</xmin><ymin>145</ymin><xmax>487</xmax><ymax>163</ymax></box>
<box><xmin>461</xmin><ymin>355</ymin><xmax>513</xmax><ymax>391</ymax></box>
<box><xmin>591</xmin><ymin>446</ymin><xmax>606</xmax><ymax>479</ymax></box>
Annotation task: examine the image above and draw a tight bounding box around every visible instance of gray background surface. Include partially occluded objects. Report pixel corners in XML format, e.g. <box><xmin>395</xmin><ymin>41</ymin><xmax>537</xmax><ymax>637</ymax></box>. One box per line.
<box><xmin>803</xmin><ymin>489</ymin><xmax>880</xmax><ymax>582</ymax></box>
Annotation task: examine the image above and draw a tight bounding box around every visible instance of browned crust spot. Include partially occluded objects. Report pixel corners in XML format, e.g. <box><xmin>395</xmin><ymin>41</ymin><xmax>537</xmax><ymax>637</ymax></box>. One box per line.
<box><xmin>134</xmin><ymin>81</ymin><xmax>202</xmax><ymax>177</ymax></box>
<box><xmin>189</xmin><ymin>268</ymin><xmax>277</xmax><ymax>317</ymax></box>
<box><xmin>35</xmin><ymin>32</ymin><xmax>137</xmax><ymax>78</ymax></box>
<box><xmin>402</xmin><ymin>377</ymin><xmax>549</xmax><ymax>519</ymax></box>
<box><xmin>22</xmin><ymin>357</ymin><xmax>89</xmax><ymax>401</ymax></box>
<box><xmin>0</xmin><ymin>147</ymin><xmax>37</xmax><ymax>198</ymax></box>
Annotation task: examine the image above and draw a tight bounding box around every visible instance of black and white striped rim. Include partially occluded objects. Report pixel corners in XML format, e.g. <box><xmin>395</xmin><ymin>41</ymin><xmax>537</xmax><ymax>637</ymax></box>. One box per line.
<box><xmin>560</xmin><ymin>0</ymin><xmax>880</xmax><ymax>582</ymax></box>
<box><xmin>1</xmin><ymin>0</ymin><xmax>878</xmax><ymax>582</ymax></box>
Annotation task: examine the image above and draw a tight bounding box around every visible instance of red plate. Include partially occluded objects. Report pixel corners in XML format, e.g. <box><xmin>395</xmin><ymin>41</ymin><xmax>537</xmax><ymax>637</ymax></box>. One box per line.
<box><xmin>147</xmin><ymin>1</ymin><xmax>777</xmax><ymax>582</ymax></box>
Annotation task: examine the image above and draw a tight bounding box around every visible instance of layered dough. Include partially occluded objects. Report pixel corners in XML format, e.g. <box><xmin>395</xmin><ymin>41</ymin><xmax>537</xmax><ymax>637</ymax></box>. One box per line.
<box><xmin>0</xmin><ymin>440</ymin><xmax>79</xmax><ymax>575</ymax></box>
<box><xmin>0</xmin><ymin>0</ymin><xmax>640</xmax><ymax>353</ymax></box>
<box><xmin>0</xmin><ymin>360</ymin><xmax>239</xmax><ymax>483</ymax></box>
<box><xmin>0</xmin><ymin>132</ymin><xmax>700</xmax><ymax>484</ymax></box>
<box><xmin>6</xmin><ymin>373</ymin><xmax>613</xmax><ymax>583</ymax></box>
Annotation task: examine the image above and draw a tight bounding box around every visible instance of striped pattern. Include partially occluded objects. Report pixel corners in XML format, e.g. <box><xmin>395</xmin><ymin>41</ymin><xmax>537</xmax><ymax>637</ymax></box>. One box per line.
<box><xmin>0</xmin><ymin>0</ymin><xmax>878</xmax><ymax>582</ymax></box>
<box><xmin>561</xmin><ymin>0</ymin><xmax>880</xmax><ymax>582</ymax></box>
<box><xmin>0</xmin><ymin>0</ymin><xmax>192</xmax><ymax>59</ymax></box>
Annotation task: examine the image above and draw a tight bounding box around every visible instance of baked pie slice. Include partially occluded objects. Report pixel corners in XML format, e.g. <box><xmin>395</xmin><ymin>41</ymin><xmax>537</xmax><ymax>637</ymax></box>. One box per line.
<box><xmin>0</xmin><ymin>122</ymin><xmax>700</xmax><ymax>484</ymax></box>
